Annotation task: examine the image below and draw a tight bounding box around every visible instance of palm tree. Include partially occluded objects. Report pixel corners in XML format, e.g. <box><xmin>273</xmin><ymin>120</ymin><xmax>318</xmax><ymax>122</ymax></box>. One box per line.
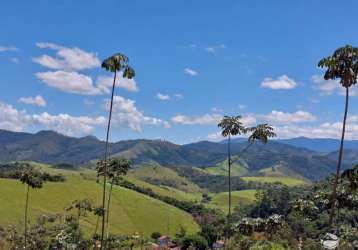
<box><xmin>318</xmin><ymin>45</ymin><xmax>358</xmax><ymax>226</ymax></box>
<box><xmin>247</xmin><ymin>124</ymin><xmax>276</xmax><ymax>144</ymax></box>
<box><xmin>100</xmin><ymin>53</ymin><xmax>135</xmax><ymax>249</ymax></box>
<box><xmin>97</xmin><ymin>158</ymin><xmax>131</xmax><ymax>238</ymax></box>
<box><xmin>19</xmin><ymin>166</ymin><xmax>43</xmax><ymax>249</ymax></box>
<box><xmin>66</xmin><ymin>199</ymin><xmax>93</xmax><ymax>239</ymax></box>
<box><xmin>218</xmin><ymin>115</ymin><xmax>246</xmax><ymax>218</ymax></box>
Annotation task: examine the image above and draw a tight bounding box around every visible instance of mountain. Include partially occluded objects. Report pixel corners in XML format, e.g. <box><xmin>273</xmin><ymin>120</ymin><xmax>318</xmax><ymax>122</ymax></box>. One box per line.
<box><xmin>0</xmin><ymin>129</ymin><xmax>355</xmax><ymax>181</ymax></box>
<box><xmin>230</xmin><ymin>136</ymin><xmax>358</xmax><ymax>153</ymax></box>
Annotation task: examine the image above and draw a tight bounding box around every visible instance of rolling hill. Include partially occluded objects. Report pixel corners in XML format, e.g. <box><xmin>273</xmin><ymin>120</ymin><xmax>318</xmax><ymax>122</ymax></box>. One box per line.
<box><xmin>0</xmin><ymin>129</ymin><xmax>355</xmax><ymax>181</ymax></box>
<box><xmin>0</xmin><ymin>163</ymin><xmax>199</xmax><ymax>237</ymax></box>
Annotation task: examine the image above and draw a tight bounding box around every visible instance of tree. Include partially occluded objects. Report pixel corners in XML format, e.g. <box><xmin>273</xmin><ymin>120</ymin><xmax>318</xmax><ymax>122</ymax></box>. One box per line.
<box><xmin>97</xmin><ymin>158</ymin><xmax>131</xmax><ymax>239</ymax></box>
<box><xmin>19</xmin><ymin>166</ymin><xmax>44</xmax><ymax>249</ymax></box>
<box><xmin>100</xmin><ymin>53</ymin><xmax>135</xmax><ymax>249</ymax></box>
<box><xmin>318</xmin><ymin>45</ymin><xmax>358</xmax><ymax>226</ymax></box>
<box><xmin>66</xmin><ymin>199</ymin><xmax>93</xmax><ymax>241</ymax></box>
<box><xmin>218</xmin><ymin>115</ymin><xmax>246</xmax><ymax>218</ymax></box>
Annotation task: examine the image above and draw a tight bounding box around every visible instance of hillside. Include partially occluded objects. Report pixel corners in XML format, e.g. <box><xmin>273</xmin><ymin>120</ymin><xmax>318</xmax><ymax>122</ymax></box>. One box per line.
<box><xmin>0</xmin><ymin>163</ymin><xmax>199</xmax><ymax>237</ymax></box>
<box><xmin>0</xmin><ymin>129</ymin><xmax>354</xmax><ymax>181</ymax></box>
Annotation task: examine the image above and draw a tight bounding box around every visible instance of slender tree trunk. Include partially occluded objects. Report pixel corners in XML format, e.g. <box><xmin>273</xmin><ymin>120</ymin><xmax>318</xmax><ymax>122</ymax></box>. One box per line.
<box><xmin>105</xmin><ymin>180</ymin><xmax>114</xmax><ymax>240</ymax></box>
<box><xmin>24</xmin><ymin>185</ymin><xmax>30</xmax><ymax>249</ymax></box>
<box><xmin>101</xmin><ymin>70</ymin><xmax>117</xmax><ymax>250</ymax></box>
<box><xmin>228</xmin><ymin>134</ymin><xmax>231</xmax><ymax>219</ymax></box>
<box><xmin>329</xmin><ymin>87</ymin><xmax>349</xmax><ymax>227</ymax></box>
<box><xmin>94</xmin><ymin>215</ymin><xmax>100</xmax><ymax>235</ymax></box>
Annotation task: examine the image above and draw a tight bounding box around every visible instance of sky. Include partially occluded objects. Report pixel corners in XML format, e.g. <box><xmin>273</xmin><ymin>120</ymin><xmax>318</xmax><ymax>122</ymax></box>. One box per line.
<box><xmin>1</xmin><ymin>0</ymin><xmax>358</xmax><ymax>144</ymax></box>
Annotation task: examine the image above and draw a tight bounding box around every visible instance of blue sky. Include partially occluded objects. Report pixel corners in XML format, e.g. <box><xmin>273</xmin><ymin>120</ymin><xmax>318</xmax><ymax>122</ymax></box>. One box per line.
<box><xmin>1</xmin><ymin>0</ymin><xmax>358</xmax><ymax>144</ymax></box>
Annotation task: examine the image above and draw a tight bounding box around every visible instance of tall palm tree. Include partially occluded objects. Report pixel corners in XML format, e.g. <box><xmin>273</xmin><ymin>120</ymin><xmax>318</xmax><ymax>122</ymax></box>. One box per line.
<box><xmin>247</xmin><ymin>124</ymin><xmax>276</xmax><ymax>144</ymax></box>
<box><xmin>97</xmin><ymin>158</ymin><xmax>131</xmax><ymax>238</ymax></box>
<box><xmin>318</xmin><ymin>45</ymin><xmax>358</xmax><ymax>226</ymax></box>
<box><xmin>218</xmin><ymin>115</ymin><xmax>246</xmax><ymax>218</ymax></box>
<box><xmin>19</xmin><ymin>166</ymin><xmax>43</xmax><ymax>249</ymax></box>
<box><xmin>100</xmin><ymin>53</ymin><xmax>135</xmax><ymax>249</ymax></box>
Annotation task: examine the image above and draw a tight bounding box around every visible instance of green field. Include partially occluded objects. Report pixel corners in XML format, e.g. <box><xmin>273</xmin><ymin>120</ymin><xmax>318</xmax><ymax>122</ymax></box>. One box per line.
<box><xmin>126</xmin><ymin>177</ymin><xmax>202</xmax><ymax>202</ymax></box>
<box><xmin>0</xmin><ymin>164</ymin><xmax>199</xmax><ymax>237</ymax></box>
<box><xmin>241</xmin><ymin>176</ymin><xmax>306</xmax><ymax>186</ymax></box>
<box><xmin>128</xmin><ymin>165</ymin><xmax>202</xmax><ymax>193</ymax></box>
<box><xmin>205</xmin><ymin>158</ymin><xmax>249</xmax><ymax>177</ymax></box>
<box><xmin>208</xmin><ymin>190</ymin><xmax>257</xmax><ymax>212</ymax></box>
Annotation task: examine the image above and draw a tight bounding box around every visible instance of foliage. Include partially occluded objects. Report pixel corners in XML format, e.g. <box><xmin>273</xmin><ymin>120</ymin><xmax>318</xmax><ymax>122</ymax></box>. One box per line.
<box><xmin>182</xmin><ymin>234</ymin><xmax>209</xmax><ymax>250</ymax></box>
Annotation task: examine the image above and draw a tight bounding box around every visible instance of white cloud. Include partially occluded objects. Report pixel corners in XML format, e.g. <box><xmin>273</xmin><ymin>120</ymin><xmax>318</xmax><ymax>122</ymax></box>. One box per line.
<box><xmin>205</xmin><ymin>44</ymin><xmax>226</xmax><ymax>54</ymax></box>
<box><xmin>0</xmin><ymin>101</ymin><xmax>105</xmax><ymax>136</ymax></box>
<box><xmin>261</xmin><ymin>75</ymin><xmax>298</xmax><ymax>89</ymax></box>
<box><xmin>207</xmin><ymin>132</ymin><xmax>223</xmax><ymax>141</ymax></box>
<box><xmin>18</xmin><ymin>95</ymin><xmax>47</xmax><ymax>107</ymax></box>
<box><xmin>171</xmin><ymin>113</ymin><xmax>256</xmax><ymax>126</ymax></box>
<box><xmin>238</xmin><ymin>104</ymin><xmax>246</xmax><ymax>110</ymax></box>
<box><xmin>156</xmin><ymin>93</ymin><xmax>170</xmax><ymax>101</ymax></box>
<box><xmin>96</xmin><ymin>75</ymin><xmax>139</xmax><ymax>93</ymax></box>
<box><xmin>0</xmin><ymin>46</ymin><xmax>18</xmax><ymax>52</ymax></box>
<box><xmin>31</xmin><ymin>112</ymin><xmax>105</xmax><ymax>136</ymax></box>
<box><xmin>0</xmin><ymin>103</ymin><xmax>30</xmax><ymax>131</ymax></box>
<box><xmin>35</xmin><ymin>71</ymin><xmax>102</xmax><ymax>95</ymax></box>
<box><xmin>33</xmin><ymin>42</ymin><xmax>100</xmax><ymax>71</ymax></box>
<box><xmin>106</xmin><ymin>96</ymin><xmax>170</xmax><ymax>131</ymax></box>
<box><xmin>184</xmin><ymin>68</ymin><xmax>198</xmax><ymax>76</ymax></box>
<box><xmin>312</xmin><ymin>74</ymin><xmax>358</xmax><ymax>96</ymax></box>
<box><xmin>261</xmin><ymin>110</ymin><xmax>316</xmax><ymax>125</ymax></box>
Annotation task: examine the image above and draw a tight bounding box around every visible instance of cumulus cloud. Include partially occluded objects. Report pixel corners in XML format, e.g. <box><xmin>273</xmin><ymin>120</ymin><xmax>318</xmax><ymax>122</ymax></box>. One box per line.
<box><xmin>0</xmin><ymin>101</ymin><xmax>105</xmax><ymax>136</ymax></box>
<box><xmin>261</xmin><ymin>75</ymin><xmax>297</xmax><ymax>89</ymax></box>
<box><xmin>33</xmin><ymin>42</ymin><xmax>100</xmax><ymax>71</ymax></box>
<box><xmin>0</xmin><ymin>46</ymin><xmax>18</xmax><ymax>52</ymax></box>
<box><xmin>261</xmin><ymin>110</ymin><xmax>316</xmax><ymax>125</ymax></box>
<box><xmin>96</xmin><ymin>75</ymin><xmax>139</xmax><ymax>93</ymax></box>
<box><xmin>36</xmin><ymin>71</ymin><xmax>102</xmax><ymax>95</ymax></box>
<box><xmin>171</xmin><ymin>113</ymin><xmax>256</xmax><ymax>126</ymax></box>
<box><xmin>31</xmin><ymin>112</ymin><xmax>105</xmax><ymax>136</ymax></box>
<box><xmin>105</xmin><ymin>96</ymin><xmax>170</xmax><ymax>131</ymax></box>
<box><xmin>156</xmin><ymin>93</ymin><xmax>170</xmax><ymax>101</ymax></box>
<box><xmin>312</xmin><ymin>74</ymin><xmax>358</xmax><ymax>96</ymax></box>
<box><xmin>18</xmin><ymin>95</ymin><xmax>47</xmax><ymax>107</ymax></box>
<box><xmin>0</xmin><ymin>103</ymin><xmax>30</xmax><ymax>131</ymax></box>
<box><xmin>184</xmin><ymin>68</ymin><xmax>198</xmax><ymax>76</ymax></box>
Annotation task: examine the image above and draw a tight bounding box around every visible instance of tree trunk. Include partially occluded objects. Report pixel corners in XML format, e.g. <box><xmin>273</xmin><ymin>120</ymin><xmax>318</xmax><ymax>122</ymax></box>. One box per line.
<box><xmin>101</xmin><ymin>70</ymin><xmax>117</xmax><ymax>250</ymax></box>
<box><xmin>329</xmin><ymin>86</ymin><xmax>349</xmax><ymax>227</ymax></box>
<box><xmin>24</xmin><ymin>184</ymin><xmax>30</xmax><ymax>249</ymax></box>
<box><xmin>228</xmin><ymin>134</ymin><xmax>231</xmax><ymax>219</ymax></box>
<box><xmin>94</xmin><ymin>215</ymin><xmax>100</xmax><ymax>236</ymax></box>
<box><xmin>105</xmin><ymin>180</ymin><xmax>114</xmax><ymax>240</ymax></box>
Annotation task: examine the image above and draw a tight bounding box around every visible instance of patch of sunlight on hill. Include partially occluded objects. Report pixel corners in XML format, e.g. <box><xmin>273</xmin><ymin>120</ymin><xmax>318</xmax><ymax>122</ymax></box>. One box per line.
<box><xmin>208</xmin><ymin>190</ymin><xmax>257</xmax><ymax>213</ymax></box>
<box><xmin>241</xmin><ymin>176</ymin><xmax>307</xmax><ymax>186</ymax></box>
<box><xmin>128</xmin><ymin>165</ymin><xmax>202</xmax><ymax>193</ymax></box>
<box><xmin>0</xmin><ymin>166</ymin><xmax>199</xmax><ymax>237</ymax></box>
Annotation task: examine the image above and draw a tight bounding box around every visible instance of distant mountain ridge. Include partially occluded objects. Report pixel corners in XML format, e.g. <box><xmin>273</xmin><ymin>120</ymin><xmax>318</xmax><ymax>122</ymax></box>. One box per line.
<box><xmin>0</xmin><ymin>129</ymin><xmax>357</xmax><ymax>181</ymax></box>
<box><xmin>229</xmin><ymin>136</ymin><xmax>358</xmax><ymax>153</ymax></box>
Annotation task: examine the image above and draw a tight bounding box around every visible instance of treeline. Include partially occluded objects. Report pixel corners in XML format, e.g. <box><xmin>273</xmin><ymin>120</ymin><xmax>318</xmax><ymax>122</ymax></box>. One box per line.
<box><xmin>0</xmin><ymin>162</ymin><xmax>65</xmax><ymax>182</ymax></box>
<box><xmin>174</xmin><ymin>167</ymin><xmax>274</xmax><ymax>192</ymax></box>
<box><xmin>116</xmin><ymin>178</ymin><xmax>222</xmax><ymax>219</ymax></box>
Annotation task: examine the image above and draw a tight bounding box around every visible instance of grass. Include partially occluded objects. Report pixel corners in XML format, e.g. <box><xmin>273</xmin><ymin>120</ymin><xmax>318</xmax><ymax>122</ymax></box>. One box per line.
<box><xmin>128</xmin><ymin>165</ymin><xmax>202</xmax><ymax>193</ymax></box>
<box><xmin>0</xmin><ymin>164</ymin><xmax>199</xmax><ymax>237</ymax></box>
<box><xmin>208</xmin><ymin>190</ymin><xmax>257</xmax><ymax>213</ymax></box>
<box><xmin>126</xmin><ymin>177</ymin><xmax>202</xmax><ymax>202</ymax></box>
<box><xmin>205</xmin><ymin>157</ymin><xmax>249</xmax><ymax>177</ymax></box>
<box><xmin>241</xmin><ymin>176</ymin><xmax>306</xmax><ymax>186</ymax></box>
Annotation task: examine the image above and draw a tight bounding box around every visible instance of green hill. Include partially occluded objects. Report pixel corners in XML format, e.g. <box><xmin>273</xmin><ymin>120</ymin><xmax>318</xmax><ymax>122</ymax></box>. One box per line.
<box><xmin>128</xmin><ymin>165</ymin><xmax>202</xmax><ymax>193</ymax></box>
<box><xmin>205</xmin><ymin>156</ymin><xmax>249</xmax><ymax>176</ymax></box>
<box><xmin>208</xmin><ymin>190</ymin><xmax>257</xmax><ymax>212</ymax></box>
<box><xmin>241</xmin><ymin>176</ymin><xmax>306</xmax><ymax>186</ymax></box>
<box><xmin>0</xmin><ymin>164</ymin><xmax>199</xmax><ymax>237</ymax></box>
